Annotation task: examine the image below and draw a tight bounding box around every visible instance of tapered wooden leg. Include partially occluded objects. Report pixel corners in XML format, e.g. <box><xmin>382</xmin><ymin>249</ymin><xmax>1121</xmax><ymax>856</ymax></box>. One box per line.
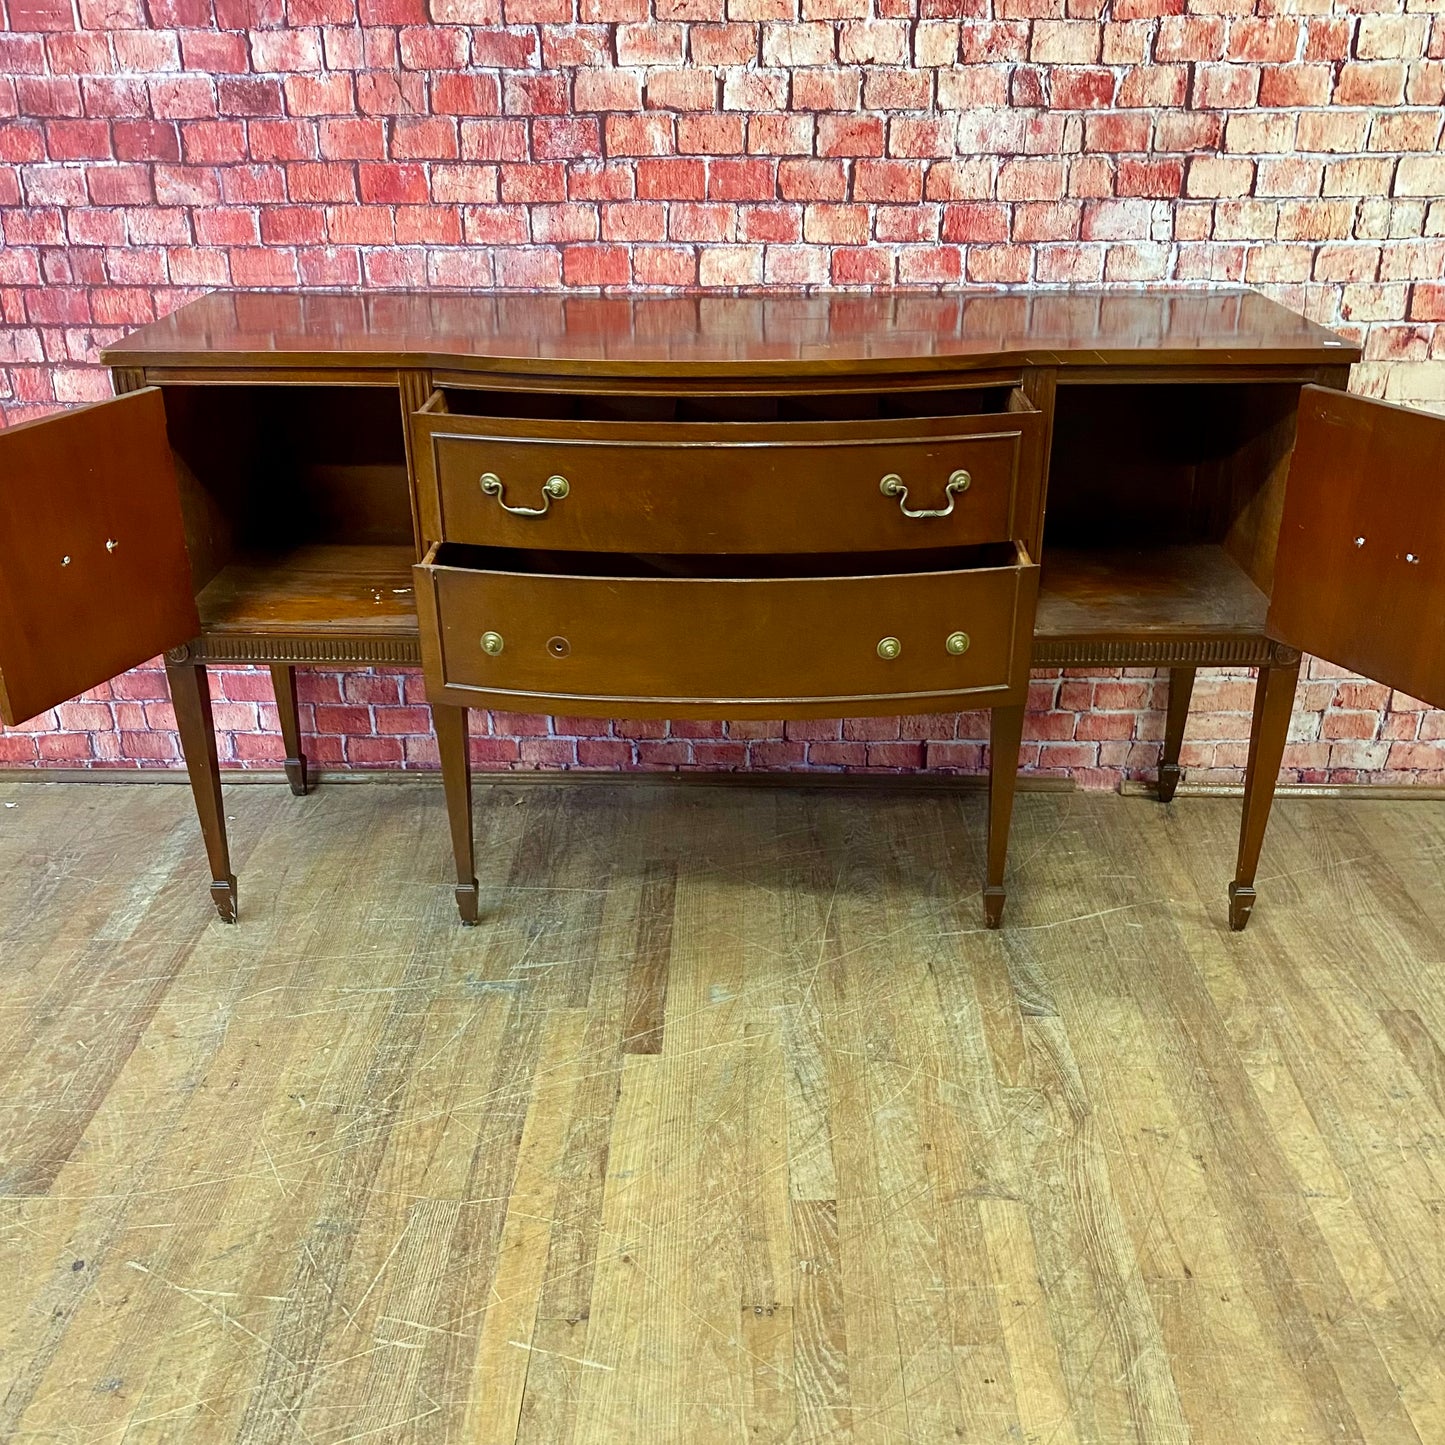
<box><xmin>1229</xmin><ymin>657</ymin><xmax>1300</xmax><ymax>932</ymax></box>
<box><xmin>433</xmin><ymin>702</ymin><xmax>479</xmax><ymax>925</ymax></box>
<box><xmin>984</xmin><ymin>701</ymin><xmax>1026</xmax><ymax>929</ymax></box>
<box><xmin>166</xmin><ymin>654</ymin><xmax>237</xmax><ymax>924</ymax></box>
<box><xmin>1157</xmin><ymin>665</ymin><xmax>1196</xmax><ymax>803</ymax></box>
<box><xmin>270</xmin><ymin>664</ymin><xmax>309</xmax><ymax>796</ymax></box>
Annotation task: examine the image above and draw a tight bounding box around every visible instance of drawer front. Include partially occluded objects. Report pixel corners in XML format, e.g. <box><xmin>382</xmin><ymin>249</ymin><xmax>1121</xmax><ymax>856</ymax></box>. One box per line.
<box><xmin>416</xmin><ymin>551</ymin><xmax>1039</xmax><ymax>718</ymax></box>
<box><xmin>413</xmin><ymin>402</ymin><xmax>1044</xmax><ymax>555</ymax></box>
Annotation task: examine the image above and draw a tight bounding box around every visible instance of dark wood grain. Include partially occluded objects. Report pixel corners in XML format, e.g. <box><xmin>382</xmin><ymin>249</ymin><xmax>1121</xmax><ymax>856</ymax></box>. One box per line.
<box><xmin>1034</xmin><ymin>545</ymin><xmax>1269</xmax><ymax>642</ymax></box>
<box><xmin>0</xmin><ymin>389</ymin><xmax>200</xmax><ymax>726</ymax></box>
<box><xmin>418</xmin><ymin>543</ymin><xmax>1038</xmax><ymax>718</ymax></box>
<box><xmin>21</xmin><ymin>287</ymin><xmax>1406</xmax><ymax>937</ymax></box>
<box><xmin>101</xmin><ymin>288</ymin><xmax>1358</xmax><ymax>377</ymax></box>
<box><xmin>195</xmin><ymin>544</ymin><xmax>420</xmax><ymax>638</ymax></box>
<box><xmin>416</xmin><ymin>394</ymin><xmax>1045</xmax><ymax>556</ymax></box>
<box><xmin>1268</xmin><ymin>386</ymin><xmax>1445</xmax><ymax>710</ymax></box>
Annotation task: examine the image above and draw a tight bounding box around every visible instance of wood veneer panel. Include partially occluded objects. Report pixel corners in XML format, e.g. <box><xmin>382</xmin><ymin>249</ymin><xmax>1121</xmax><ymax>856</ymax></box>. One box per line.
<box><xmin>102</xmin><ymin>288</ymin><xmax>1359</xmax><ymax>377</ymax></box>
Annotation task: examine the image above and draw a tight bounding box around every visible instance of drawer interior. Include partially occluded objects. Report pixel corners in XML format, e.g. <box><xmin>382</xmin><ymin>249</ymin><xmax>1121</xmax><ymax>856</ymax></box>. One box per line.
<box><xmin>426</xmin><ymin>540</ymin><xmax>1025</xmax><ymax>581</ymax></box>
<box><xmin>427</xmin><ymin>383</ymin><xmax>1029</xmax><ymax>425</ymax></box>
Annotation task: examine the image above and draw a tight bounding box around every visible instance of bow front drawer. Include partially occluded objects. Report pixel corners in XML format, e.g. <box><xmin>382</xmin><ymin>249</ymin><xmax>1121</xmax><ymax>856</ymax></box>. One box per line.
<box><xmin>411</xmin><ymin>388</ymin><xmax>1045</xmax><ymax>555</ymax></box>
<box><xmin>415</xmin><ymin>543</ymin><xmax>1038</xmax><ymax>719</ymax></box>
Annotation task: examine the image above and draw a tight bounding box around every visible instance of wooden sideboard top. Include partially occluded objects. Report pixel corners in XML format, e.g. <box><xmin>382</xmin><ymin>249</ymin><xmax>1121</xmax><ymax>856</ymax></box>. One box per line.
<box><xmin>102</xmin><ymin>287</ymin><xmax>1357</xmax><ymax>377</ymax></box>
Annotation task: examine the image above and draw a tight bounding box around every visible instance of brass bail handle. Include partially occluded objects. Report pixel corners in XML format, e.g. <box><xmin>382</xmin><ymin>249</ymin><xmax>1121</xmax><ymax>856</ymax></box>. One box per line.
<box><xmin>879</xmin><ymin>469</ymin><xmax>971</xmax><ymax>520</ymax></box>
<box><xmin>480</xmin><ymin>471</ymin><xmax>570</xmax><ymax>517</ymax></box>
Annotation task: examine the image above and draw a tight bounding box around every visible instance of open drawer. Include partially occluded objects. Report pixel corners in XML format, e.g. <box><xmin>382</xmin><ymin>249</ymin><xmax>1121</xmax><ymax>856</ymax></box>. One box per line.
<box><xmin>414</xmin><ymin>541</ymin><xmax>1039</xmax><ymax>720</ymax></box>
<box><xmin>410</xmin><ymin>386</ymin><xmax>1046</xmax><ymax>556</ymax></box>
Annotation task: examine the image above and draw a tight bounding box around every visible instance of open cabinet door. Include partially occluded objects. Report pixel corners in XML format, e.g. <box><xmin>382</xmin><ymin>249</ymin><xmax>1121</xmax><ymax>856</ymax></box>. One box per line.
<box><xmin>0</xmin><ymin>388</ymin><xmax>200</xmax><ymax>726</ymax></box>
<box><xmin>1268</xmin><ymin>385</ymin><xmax>1445</xmax><ymax>709</ymax></box>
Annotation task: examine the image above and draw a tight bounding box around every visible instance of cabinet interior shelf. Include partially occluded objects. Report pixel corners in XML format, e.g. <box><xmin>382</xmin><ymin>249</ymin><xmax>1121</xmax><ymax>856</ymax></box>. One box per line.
<box><xmin>196</xmin><ymin>544</ymin><xmax>420</xmax><ymax>639</ymax></box>
<box><xmin>1035</xmin><ymin>544</ymin><xmax>1269</xmax><ymax>640</ymax></box>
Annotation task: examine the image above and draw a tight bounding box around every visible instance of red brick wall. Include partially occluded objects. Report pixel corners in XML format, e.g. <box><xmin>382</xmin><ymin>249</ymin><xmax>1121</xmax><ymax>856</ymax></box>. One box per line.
<box><xmin>1</xmin><ymin>0</ymin><xmax>1443</xmax><ymax>787</ymax></box>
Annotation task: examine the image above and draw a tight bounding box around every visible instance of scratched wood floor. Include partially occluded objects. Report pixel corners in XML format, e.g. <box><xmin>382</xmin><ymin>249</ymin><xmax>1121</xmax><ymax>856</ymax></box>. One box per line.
<box><xmin>1</xmin><ymin>778</ymin><xmax>1444</xmax><ymax>1444</ymax></box>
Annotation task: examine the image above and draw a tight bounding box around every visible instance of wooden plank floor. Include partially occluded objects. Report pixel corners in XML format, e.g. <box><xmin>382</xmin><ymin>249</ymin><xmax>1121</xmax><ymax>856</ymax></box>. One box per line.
<box><xmin>1</xmin><ymin>778</ymin><xmax>1444</xmax><ymax>1444</ymax></box>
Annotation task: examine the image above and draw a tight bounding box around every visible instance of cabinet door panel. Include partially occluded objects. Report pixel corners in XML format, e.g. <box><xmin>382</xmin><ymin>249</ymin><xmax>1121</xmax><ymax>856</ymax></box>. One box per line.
<box><xmin>0</xmin><ymin>388</ymin><xmax>199</xmax><ymax>725</ymax></box>
<box><xmin>1268</xmin><ymin>386</ymin><xmax>1445</xmax><ymax>709</ymax></box>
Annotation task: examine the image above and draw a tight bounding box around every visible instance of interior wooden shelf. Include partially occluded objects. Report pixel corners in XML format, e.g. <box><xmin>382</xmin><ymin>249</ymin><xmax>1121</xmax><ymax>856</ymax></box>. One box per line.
<box><xmin>196</xmin><ymin>544</ymin><xmax>420</xmax><ymax>638</ymax></box>
<box><xmin>1034</xmin><ymin>544</ymin><xmax>1269</xmax><ymax>640</ymax></box>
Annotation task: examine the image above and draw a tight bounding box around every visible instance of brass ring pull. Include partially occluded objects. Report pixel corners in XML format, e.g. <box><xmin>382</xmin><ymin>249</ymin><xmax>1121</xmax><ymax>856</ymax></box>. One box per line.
<box><xmin>480</xmin><ymin>471</ymin><xmax>570</xmax><ymax>517</ymax></box>
<box><xmin>879</xmin><ymin>469</ymin><xmax>970</xmax><ymax>519</ymax></box>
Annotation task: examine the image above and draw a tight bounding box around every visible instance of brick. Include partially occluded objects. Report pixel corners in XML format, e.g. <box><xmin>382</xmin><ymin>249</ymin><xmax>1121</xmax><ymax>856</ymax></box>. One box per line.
<box><xmin>941</xmin><ymin>202</ymin><xmax>1008</xmax><ymax>242</ymax></box>
<box><xmin>747</xmin><ymin>113</ymin><xmax>814</xmax><ymax>154</ymax></box>
<box><xmin>393</xmin><ymin>116</ymin><xmax>461</xmax><ymax>159</ymax></box>
<box><xmin>673</xmin><ymin>114</ymin><xmax>740</xmax><ymax>156</ymax></box>
<box><xmin>533</xmin><ymin>116</ymin><xmax>602</xmax><ymax>160</ymax></box>
<box><xmin>698</xmin><ymin>243</ymin><xmax>763</xmax><ymax>284</ymax></box>
<box><xmin>469</xmin><ymin>30</ymin><xmax>538</xmax><ymax>66</ymax></box>
<box><xmin>838</xmin><ymin>20</ymin><xmax>909</xmax><ymax>63</ymax></box>
<box><xmin>1084</xmin><ymin>112</ymin><xmax>1151</xmax><ymax>153</ymax></box>
<box><xmin>1192</xmin><ymin>63</ymin><xmax>1260</xmax><ymax>108</ymax></box>
<box><xmin>1117</xmin><ymin>64</ymin><xmax>1188</xmax><ymax>107</ymax></box>
<box><xmin>1031</xmin><ymin>19</ymin><xmax>1100</xmax><ymax>61</ymax></box>
<box><xmin>778</xmin><ymin>158</ymin><xmax>846</xmax><ymax>200</ymax></box>
<box><xmin>499</xmin><ymin>162</ymin><xmax>567</xmax><ymax>202</ymax></box>
<box><xmin>889</xmin><ymin>116</ymin><xmax>956</xmax><ymax>157</ymax></box>
<box><xmin>1185</xmin><ymin>156</ymin><xmax>1254</xmax><ymax>198</ymax></box>
<box><xmin>572</xmin><ymin>69</ymin><xmax>644</xmax><ymax>118</ymax></box>
<box><xmin>862</xmin><ymin>69</ymin><xmax>931</xmax><ymax>109</ymax></box>
<box><xmin>723</xmin><ymin>68</ymin><xmax>792</xmax><ymax>110</ymax></box>
<box><xmin>708</xmin><ymin>157</ymin><xmax>776</xmax><ymax>201</ymax></box>
<box><xmin>645</xmin><ymin>70</ymin><xmax>719</xmax><ymax>111</ymax></box>
<box><xmin>532</xmin><ymin>202</ymin><xmax>600</xmax><ymax>242</ymax></box>
<box><xmin>1395</xmin><ymin>157</ymin><xmax>1445</xmax><ymax>197</ymax></box>
<box><xmin>605</xmin><ymin>114</ymin><xmax>675</xmax><ymax>155</ymax></box>
<box><xmin>637</xmin><ymin>157</ymin><xmax>707</xmax><ymax>198</ymax></box>
<box><xmin>1357</xmin><ymin>15</ymin><xmax>1427</xmax><ymax>61</ymax></box>
<box><xmin>802</xmin><ymin>202</ymin><xmax>867</xmax><ymax>243</ymax></box>
<box><xmin>1117</xmin><ymin>159</ymin><xmax>1184</xmax><ymax>198</ymax></box>
<box><xmin>939</xmin><ymin>65</ymin><xmax>1011</xmax><ymax>109</ymax></box>
<box><xmin>817</xmin><ymin>113</ymin><xmax>885</xmax><ymax>157</ymax></box>
<box><xmin>1336</xmin><ymin>63</ymin><xmax>1407</xmax><ymax>107</ymax></box>
<box><xmin>761</xmin><ymin>23</ymin><xmax>834</xmax><ymax>65</ymax></box>
<box><xmin>996</xmin><ymin>158</ymin><xmax>1065</xmax><ymax>201</ymax></box>
<box><xmin>875</xmin><ymin>203</ymin><xmax>937</xmax><ymax>241</ymax></box>
<box><xmin>915</xmin><ymin>22</ymin><xmax>959</xmax><ymax>65</ymax></box>
<box><xmin>854</xmin><ymin>159</ymin><xmax>923</xmax><ymax>203</ymax></box>
<box><xmin>1256</xmin><ymin>64</ymin><xmax>1331</xmax><ymax>108</ymax></box>
<box><xmin>737</xmin><ymin>202</ymin><xmax>800</xmax><ymax>242</ymax></box>
<box><xmin>1227</xmin><ymin>18</ymin><xmax>1298</xmax><ymax>63</ymax></box>
<box><xmin>1297</xmin><ymin>110</ymin><xmax>1371</xmax><ymax>155</ymax></box>
<box><xmin>669</xmin><ymin>200</ymin><xmax>735</xmax><ymax>240</ymax></box>
<box><xmin>617</xmin><ymin>23</ymin><xmax>686</xmax><ymax>64</ymax></box>
<box><xmin>358</xmin><ymin>162</ymin><xmax>429</xmax><ymax>204</ymax></box>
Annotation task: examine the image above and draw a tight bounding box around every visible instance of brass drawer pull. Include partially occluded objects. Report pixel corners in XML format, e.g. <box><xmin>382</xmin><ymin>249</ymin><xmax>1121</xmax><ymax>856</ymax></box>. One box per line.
<box><xmin>946</xmin><ymin>631</ymin><xmax>970</xmax><ymax>655</ymax></box>
<box><xmin>879</xmin><ymin>469</ymin><xmax>970</xmax><ymax>519</ymax></box>
<box><xmin>480</xmin><ymin>471</ymin><xmax>570</xmax><ymax>517</ymax></box>
<box><xmin>877</xmin><ymin>636</ymin><xmax>902</xmax><ymax>660</ymax></box>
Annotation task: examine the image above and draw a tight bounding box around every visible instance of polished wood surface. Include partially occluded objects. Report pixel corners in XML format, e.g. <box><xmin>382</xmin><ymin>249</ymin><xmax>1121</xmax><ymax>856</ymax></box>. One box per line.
<box><xmin>420</xmin><ymin>544</ymin><xmax>1037</xmax><ymax>717</ymax></box>
<box><xmin>1035</xmin><ymin>545</ymin><xmax>1269</xmax><ymax>643</ymax></box>
<box><xmin>195</xmin><ymin>543</ymin><xmax>420</xmax><ymax>639</ymax></box>
<box><xmin>20</xmin><ymin>285</ymin><xmax>1413</xmax><ymax>932</ymax></box>
<box><xmin>1269</xmin><ymin>386</ymin><xmax>1445</xmax><ymax>710</ymax></box>
<box><xmin>0</xmin><ymin>389</ymin><xmax>199</xmax><ymax>726</ymax></box>
<box><xmin>3</xmin><ymin>778</ymin><xmax>1445</xmax><ymax>1442</ymax></box>
<box><xmin>417</xmin><ymin>391</ymin><xmax>1044</xmax><ymax>556</ymax></box>
<box><xmin>101</xmin><ymin>288</ymin><xmax>1358</xmax><ymax>376</ymax></box>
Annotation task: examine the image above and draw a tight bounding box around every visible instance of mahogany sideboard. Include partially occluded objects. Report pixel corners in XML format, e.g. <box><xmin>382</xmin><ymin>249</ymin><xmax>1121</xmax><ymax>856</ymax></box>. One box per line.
<box><xmin>1</xmin><ymin>288</ymin><xmax>1442</xmax><ymax>930</ymax></box>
